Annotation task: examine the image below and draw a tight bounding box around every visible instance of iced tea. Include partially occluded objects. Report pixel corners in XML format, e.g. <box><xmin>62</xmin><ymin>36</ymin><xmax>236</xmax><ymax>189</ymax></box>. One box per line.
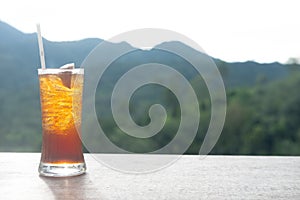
<box><xmin>38</xmin><ymin>68</ymin><xmax>86</xmax><ymax>177</ymax></box>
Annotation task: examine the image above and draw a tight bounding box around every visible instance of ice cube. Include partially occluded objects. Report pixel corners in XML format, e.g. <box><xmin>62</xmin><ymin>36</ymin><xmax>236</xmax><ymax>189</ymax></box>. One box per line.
<box><xmin>59</xmin><ymin>63</ymin><xmax>75</xmax><ymax>88</ymax></box>
<box><xmin>60</xmin><ymin>63</ymin><xmax>75</xmax><ymax>69</ymax></box>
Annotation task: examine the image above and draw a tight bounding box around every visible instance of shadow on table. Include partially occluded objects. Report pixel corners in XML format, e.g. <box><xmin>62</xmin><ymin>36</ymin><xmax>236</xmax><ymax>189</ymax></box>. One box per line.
<box><xmin>40</xmin><ymin>173</ymin><xmax>104</xmax><ymax>199</ymax></box>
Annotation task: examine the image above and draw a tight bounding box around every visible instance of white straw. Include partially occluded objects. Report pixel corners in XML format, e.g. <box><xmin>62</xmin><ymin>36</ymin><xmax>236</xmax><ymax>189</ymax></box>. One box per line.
<box><xmin>36</xmin><ymin>24</ymin><xmax>46</xmax><ymax>69</ymax></box>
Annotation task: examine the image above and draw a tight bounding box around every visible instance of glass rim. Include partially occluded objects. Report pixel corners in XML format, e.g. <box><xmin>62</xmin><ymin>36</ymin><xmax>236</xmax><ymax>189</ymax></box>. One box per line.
<box><xmin>38</xmin><ymin>68</ymin><xmax>84</xmax><ymax>74</ymax></box>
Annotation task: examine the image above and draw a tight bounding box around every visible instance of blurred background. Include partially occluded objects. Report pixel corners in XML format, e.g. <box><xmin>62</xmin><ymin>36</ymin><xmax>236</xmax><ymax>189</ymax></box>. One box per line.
<box><xmin>0</xmin><ymin>0</ymin><xmax>299</xmax><ymax>155</ymax></box>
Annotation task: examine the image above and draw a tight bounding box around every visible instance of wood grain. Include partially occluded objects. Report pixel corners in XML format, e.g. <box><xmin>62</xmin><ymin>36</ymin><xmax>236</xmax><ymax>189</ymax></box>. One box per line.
<box><xmin>0</xmin><ymin>153</ymin><xmax>299</xmax><ymax>199</ymax></box>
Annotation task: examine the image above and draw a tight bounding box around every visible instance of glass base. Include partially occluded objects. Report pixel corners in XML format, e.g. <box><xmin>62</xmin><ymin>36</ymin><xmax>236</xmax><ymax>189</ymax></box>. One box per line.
<box><xmin>39</xmin><ymin>162</ymin><xmax>86</xmax><ymax>177</ymax></box>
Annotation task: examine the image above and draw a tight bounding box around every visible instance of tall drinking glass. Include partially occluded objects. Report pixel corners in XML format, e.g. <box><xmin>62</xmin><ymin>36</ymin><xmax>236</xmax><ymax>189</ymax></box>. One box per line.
<box><xmin>38</xmin><ymin>68</ymin><xmax>86</xmax><ymax>177</ymax></box>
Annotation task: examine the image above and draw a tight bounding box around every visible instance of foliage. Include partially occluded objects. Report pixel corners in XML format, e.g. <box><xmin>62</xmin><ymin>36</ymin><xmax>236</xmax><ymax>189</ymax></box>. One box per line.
<box><xmin>211</xmin><ymin>71</ymin><xmax>300</xmax><ymax>155</ymax></box>
<box><xmin>1</xmin><ymin>21</ymin><xmax>300</xmax><ymax>155</ymax></box>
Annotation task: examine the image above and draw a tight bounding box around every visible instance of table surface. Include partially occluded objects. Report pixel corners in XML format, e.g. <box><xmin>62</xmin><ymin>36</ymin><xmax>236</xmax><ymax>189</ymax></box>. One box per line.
<box><xmin>0</xmin><ymin>153</ymin><xmax>300</xmax><ymax>200</ymax></box>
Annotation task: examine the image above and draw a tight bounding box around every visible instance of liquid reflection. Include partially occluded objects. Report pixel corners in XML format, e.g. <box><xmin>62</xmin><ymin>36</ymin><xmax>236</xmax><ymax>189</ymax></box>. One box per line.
<box><xmin>40</xmin><ymin>173</ymin><xmax>105</xmax><ymax>199</ymax></box>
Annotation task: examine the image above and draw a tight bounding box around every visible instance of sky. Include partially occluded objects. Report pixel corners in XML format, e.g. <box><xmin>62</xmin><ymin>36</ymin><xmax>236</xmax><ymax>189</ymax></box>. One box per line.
<box><xmin>0</xmin><ymin>0</ymin><xmax>299</xmax><ymax>63</ymax></box>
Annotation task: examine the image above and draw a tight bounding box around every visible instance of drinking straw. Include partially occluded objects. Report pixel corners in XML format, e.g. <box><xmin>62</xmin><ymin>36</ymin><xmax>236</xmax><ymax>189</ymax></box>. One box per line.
<box><xmin>36</xmin><ymin>24</ymin><xmax>46</xmax><ymax>69</ymax></box>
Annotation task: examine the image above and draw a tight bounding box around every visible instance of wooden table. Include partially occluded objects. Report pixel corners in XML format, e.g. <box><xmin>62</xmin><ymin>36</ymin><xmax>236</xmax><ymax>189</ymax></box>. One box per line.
<box><xmin>0</xmin><ymin>153</ymin><xmax>299</xmax><ymax>199</ymax></box>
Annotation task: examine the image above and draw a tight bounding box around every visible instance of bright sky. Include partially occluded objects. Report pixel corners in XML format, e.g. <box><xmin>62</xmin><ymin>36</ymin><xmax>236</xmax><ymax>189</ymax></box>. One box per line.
<box><xmin>1</xmin><ymin>0</ymin><xmax>299</xmax><ymax>63</ymax></box>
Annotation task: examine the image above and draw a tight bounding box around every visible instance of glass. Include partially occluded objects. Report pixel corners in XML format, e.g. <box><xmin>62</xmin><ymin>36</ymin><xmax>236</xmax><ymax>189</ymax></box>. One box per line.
<box><xmin>38</xmin><ymin>68</ymin><xmax>86</xmax><ymax>177</ymax></box>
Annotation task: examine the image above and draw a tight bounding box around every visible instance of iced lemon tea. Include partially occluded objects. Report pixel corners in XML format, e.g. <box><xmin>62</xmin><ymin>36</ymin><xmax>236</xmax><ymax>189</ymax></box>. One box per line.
<box><xmin>38</xmin><ymin>67</ymin><xmax>86</xmax><ymax>177</ymax></box>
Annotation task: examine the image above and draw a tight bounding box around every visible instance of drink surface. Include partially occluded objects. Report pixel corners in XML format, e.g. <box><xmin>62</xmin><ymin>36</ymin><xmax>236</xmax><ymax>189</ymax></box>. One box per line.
<box><xmin>39</xmin><ymin>72</ymin><xmax>84</xmax><ymax>164</ymax></box>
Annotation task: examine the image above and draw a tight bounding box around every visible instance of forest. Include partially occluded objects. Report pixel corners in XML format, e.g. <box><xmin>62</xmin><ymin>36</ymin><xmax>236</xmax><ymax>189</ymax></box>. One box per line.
<box><xmin>0</xmin><ymin>20</ymin><xmax>300</xmax><ymax>155</ymax></box>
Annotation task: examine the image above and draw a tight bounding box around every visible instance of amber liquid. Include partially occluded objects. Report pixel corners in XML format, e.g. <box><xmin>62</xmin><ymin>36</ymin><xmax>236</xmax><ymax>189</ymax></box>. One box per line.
<box><xmin>39</xmin><ymin>72</ymin><xmax>84</xmax><ymax>164</ymax></box>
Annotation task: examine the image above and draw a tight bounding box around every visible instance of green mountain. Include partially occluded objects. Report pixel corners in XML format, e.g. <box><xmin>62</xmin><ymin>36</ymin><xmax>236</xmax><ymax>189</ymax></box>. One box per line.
<box><xmin>0</xmin><ymin>20</ymin><xmax>298</xmax><ymax>155</ymax></box>
<box><xmin>0</xmin><ymin>20</ymin><xmax>289</xmax><ymax>90</ymax></box>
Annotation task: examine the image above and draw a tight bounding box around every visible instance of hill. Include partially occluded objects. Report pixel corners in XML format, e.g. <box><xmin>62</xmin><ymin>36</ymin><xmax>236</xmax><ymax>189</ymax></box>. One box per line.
<box><xmin>0</xmin><ymin>20</ymin><xmax>290</xmax><ymax>90</ymax></box>
<box><xmin>0</xmin><ymin>20</ymin><xmax>298</xmax><ymax>154</ymax></box>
